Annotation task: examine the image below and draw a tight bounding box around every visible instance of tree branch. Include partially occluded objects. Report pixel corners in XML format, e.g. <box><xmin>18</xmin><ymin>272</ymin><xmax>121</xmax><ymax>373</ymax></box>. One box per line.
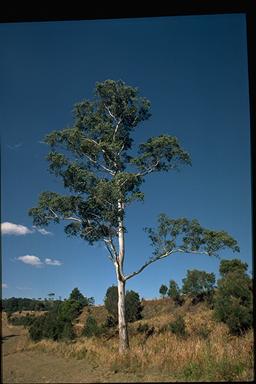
<box><xmin>104</xmin><ymin>104</ymin><xmax>122</xmax><ymax>143</ymax></box>
<box><xmin>83</xmin><ymin>153</ymin><xmax>115</xmax><ymax>176</ymax></box>
<box><xmin>124</xmin><ymin>248</ymin><xmax>210</xmax><ymax>281</ymax></box>
<box><xmin>46</xmin><ymin>208</ymin><xmax>82</xmax><ymax>223</ymax></box>
<box><xmin>112</xmin><ymin>118</ymin><xmax>122</xmax><ymax>142</ymax></box>
<box><xmin>103</xmin><ymin>239</ymin><xmax>115</xmax><ymax>263</ymax></box>
<box><xmin>135</xmin><ymin>160</ymin><xmax>160</xmax><ymax>177</ymax></box>
<box><xmin>84</xmin><ymin>138</ymin><xmax>118</xmax><ymax>170</ymax></box>
<box><xmin>104</xmin><ymin>237</ymin><xmax>118</xmax><ymax>260</ymax></box>
<box><xmin>105</xmin><ymin>105</ymin><xmax>116</xmax><ymax>120</ymax></box>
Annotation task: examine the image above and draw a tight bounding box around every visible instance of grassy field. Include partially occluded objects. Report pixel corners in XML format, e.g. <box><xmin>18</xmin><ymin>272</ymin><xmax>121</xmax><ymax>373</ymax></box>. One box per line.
<box><xmin>2</xmin><ymin>298</ymin><xmax>254</xmax><ymax>382</ymax></box>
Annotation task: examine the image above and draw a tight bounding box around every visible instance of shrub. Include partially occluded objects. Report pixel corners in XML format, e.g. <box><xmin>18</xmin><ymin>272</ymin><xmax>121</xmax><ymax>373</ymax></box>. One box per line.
<box><xmin>27</xmin><ymin>288</ymin><xmax>90</xmax><ymax>342</ymax></box>
<box><xmin>214</xmin><ymin>260</ymin><xmax>252</xmax><ymax>335</ymax></box>
<box><xmin>29</xmin><ymin>315</ymin><xmax>47</xmax><ymax>341</ymax></box>
<box><xmin>82</xmin><ymin>315</ymin><xmax>101</xmax><ymax>337</ymax></box>
<box><xmin>61</xmin><ymin>321</ymin><xmax>75</xmax><ymax>340</ymax></box>
<box><xmin>137</xmin><ymin>323</ymin><xmax>150</xmax><ymax>334</ymax></box>
<box><xmin>8</xmin><ymin>314</ymin><xmax>36</xmax><ymax>328</ymax></box>
<box><xmin>194</xmin><ymin>327</ymin><xmax>211</xmax><ymax>340</ymax></box>
<box><xmin>169</xmin><ymin>315</ymin><xmax>186</xmax><ymax>337</ymax></box>
<box><xmin>104</xmin><ymin>316</ymin><xmax>117</xmax><ymax>328</ymax></box>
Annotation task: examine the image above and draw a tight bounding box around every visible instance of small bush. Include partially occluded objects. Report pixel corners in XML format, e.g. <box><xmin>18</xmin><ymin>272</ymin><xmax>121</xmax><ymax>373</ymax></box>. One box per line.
<box><xmin>183</xmin><ymin>362</ymin><xmax>201</xmax><ymax>381</ymax></box>
<box><xmin>29</xmin><ymin>316</ymin><xmax>46</xmax><ymax>341</ymax></box>
<box><xmin>8</xmin><ymin>315</ymin><xmax>36</xmax><ymax>328</ymax></box>
<box><xmin>61</xmin><ymin>322</ymin><xmax>75</xmax><ymax>340</ymax></box>
<box><xmin>169</xmin><ymin>315</ymin><xmax>186</xmax><ymax>337</ymax></box>
<box><xmin>195</xmin><ymin>327</ymin><xmax>211</xmax><ymax>340</ymax></box>
<box><xmin>104</xmin><ymin>316</ymin><xmax>117</xmax><ymax>328</ymax></box>
<box><xmin>137</xmin><ymin>323</ymin><xmax>149</xmax><ymax>334</ymax></box>
<box><xmin>82</xmin><ymin>315</ymin><xmax>100</xmax><ymax>337</ymax></box>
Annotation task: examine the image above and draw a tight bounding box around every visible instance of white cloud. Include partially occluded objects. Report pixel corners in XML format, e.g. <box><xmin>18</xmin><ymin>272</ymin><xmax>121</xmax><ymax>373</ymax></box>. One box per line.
<box><xmin>45</xmin><ymin>258</ymin><xmax>62</xmax><ymax>266</ymax></box>
<box><xmin>32</xmin><ymin>226</ymin><xmax>52</xmax><ymax>235</ymax></box>
<box><xmin>16</xmin><ymin>286</ymin><xmax>32</xmax><ymax>290</ymax></box>
<box><xmin>17</xmin><ymin>255</ymin><xmax>43</xmax><ymax>267</ymax></box>
<box><xmin>1</xmin><ymin>222</ymin><xmax>33</xmax><ymax>236</ymax></box>
<box><xmin>17</xmin><ymin>255</ymin><xmax>62</xmax><ymax>267</ymax></box>
<box><xmin>2</xmin><ymin>283</ymin><xmax>8</xmax><ymax>288</ymax></box>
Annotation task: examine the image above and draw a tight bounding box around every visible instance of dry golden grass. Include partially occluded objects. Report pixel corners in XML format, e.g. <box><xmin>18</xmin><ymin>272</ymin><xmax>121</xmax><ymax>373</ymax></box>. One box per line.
<box><xmin>26</xmin><ymin>303</ymin><xmax>254</xmax><ymax>382</ymax></box>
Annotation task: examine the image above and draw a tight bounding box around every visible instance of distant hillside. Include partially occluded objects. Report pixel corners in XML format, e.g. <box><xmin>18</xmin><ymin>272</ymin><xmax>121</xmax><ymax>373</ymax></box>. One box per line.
<box><xmin>74</xmin><ymin>296</ymin><xmax>212</xmax><ymax>336</ymax></box>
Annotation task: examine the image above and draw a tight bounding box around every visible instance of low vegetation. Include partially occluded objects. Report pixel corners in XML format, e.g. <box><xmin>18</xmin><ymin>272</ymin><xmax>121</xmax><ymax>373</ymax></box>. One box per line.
<box><xmin>3</xmin><ymin>259</ymin><xmax>253</xmax><ymax>381</ymax></box>
<box><xmin>18</xmin><ymin>300</ymin><xmax>253</xmax><ymax>382</ymax></box>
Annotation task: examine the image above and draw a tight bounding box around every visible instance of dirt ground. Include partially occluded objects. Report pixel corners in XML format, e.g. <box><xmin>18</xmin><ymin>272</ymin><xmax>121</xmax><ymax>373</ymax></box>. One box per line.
<box><xmin>1</xmin><ymin>314</ymin><xmax>167</xmax><ymax>383</ymax></box>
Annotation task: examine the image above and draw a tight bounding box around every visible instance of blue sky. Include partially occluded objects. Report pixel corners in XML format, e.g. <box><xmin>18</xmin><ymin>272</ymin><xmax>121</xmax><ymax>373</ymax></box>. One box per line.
<box><xmin>1</xmin><ymin>14</ymin><xmax>252</xmax><ymax>303</ymax></box>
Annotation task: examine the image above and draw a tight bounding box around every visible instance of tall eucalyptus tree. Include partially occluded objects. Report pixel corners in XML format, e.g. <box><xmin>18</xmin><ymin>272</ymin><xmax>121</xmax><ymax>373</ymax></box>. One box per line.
<box><xmin>29</xmin><ymin>80</ymin><xmax>239</xmax><ymax>352</ymax></box>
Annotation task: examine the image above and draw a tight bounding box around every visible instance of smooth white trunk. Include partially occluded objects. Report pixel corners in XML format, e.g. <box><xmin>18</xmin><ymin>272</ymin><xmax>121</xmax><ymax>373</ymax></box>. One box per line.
<box><xmin>116</xmin><ymin>199</ymin><xmax>129</xmax><ymax>353</ymax></box>
<box><xmin>117</xmin><ymin>278</ymin><xmax>129</xmax><ymax>353</ymax></box>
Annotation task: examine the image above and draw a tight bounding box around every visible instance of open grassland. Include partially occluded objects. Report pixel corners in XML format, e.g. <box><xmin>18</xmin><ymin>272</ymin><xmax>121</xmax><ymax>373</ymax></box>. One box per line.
<box><xmin>2</xmin><ymin>299</ymin><xmax>254</xmax><ymax>382</ymax></box>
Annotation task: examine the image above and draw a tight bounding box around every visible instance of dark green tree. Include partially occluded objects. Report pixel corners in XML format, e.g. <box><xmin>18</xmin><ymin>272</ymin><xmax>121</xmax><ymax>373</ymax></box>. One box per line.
<box><xmin>125</xmin><ymin>290</ymin><xmax>143</xmax><ymax>322</ymax></box>
<box><xmin>69</xmin><ymin>287</ymin><xmax>90</xmax><ymax>307</ymax></box>
<box><xmin>159</xmin><ymin>284</ymin><xmax>168</xmax><ymax>298</ymax></box>
<box><xmin>28</xmin><ymin>79</ymin><xmax>239</xmax><ymax>352</ymax></box>
<box><xmin>82</xmin><ymin>315</ymin><xmax>100</xmax><ymax>337</ymax></box>
<box><xmin>168</xmin><ymin>280</ymin><xmax>182</xmax><ymax>305</ymax></box>
<box><xmin>219</xmin><ymin>258</ymin><xmax>248</xmax><ymax>277</ymax></box>
<box><xmin>104</xmin><ymin>285</ymin><xmax>118</xmax><ymax>323</ymax></box>
<box><xmin>214</xmin><ymin>259</ymin><xmax>252</xmax><ymax>335</ymax></box>
<box><xmin>104</xmin><ymin>285</ymin><xmax>142</xmax><ymax>323</ymax></box>
<box><xmin>182</xmin><ymin>269</ymin><xmax>216</xmax><ymax>303</ymax></box>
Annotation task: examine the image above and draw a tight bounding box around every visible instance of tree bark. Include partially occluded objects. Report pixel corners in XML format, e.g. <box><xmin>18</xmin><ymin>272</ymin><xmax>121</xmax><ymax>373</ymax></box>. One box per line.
<box><xmin>116</xmin><ymin>199</ymin><xmax>129</xmax><ymax>353</ymax></box>
<box><xmin>117</xmin><ymin>278</ymin><xmax>129</xmax><ymax>353</ymax></box>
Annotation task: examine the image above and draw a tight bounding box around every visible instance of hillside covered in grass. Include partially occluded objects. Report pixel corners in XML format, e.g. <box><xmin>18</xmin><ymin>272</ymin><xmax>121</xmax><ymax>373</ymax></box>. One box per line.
<box><xmin>5</xmin><ymin>296</ymin><xmax>253</xmax><ymax>382</ymax></box>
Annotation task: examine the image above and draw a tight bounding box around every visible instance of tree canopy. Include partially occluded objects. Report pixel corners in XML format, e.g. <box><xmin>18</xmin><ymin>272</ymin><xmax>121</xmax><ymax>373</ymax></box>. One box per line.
<box><xmin>214</xmin><ymin>259</ymin><xmax>252</xmax><ymax>335</ymax></box>
<box><xmin>29</xmin><ymin>80</ymin><xmax>192</xmax><ymax>250</ymax></box>
<box><xmin>182</xmin><ymin>269</ymin><xmax>216</xmax><ymax>303</ymax></box>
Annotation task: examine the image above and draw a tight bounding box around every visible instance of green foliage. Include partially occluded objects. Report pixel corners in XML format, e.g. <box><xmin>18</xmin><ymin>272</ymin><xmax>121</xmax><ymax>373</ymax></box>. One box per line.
<box><xmin>104</xmin><ymin>316</ymin><xmax>117</xmax><ymax>328</ymax></box>
<box><xmin>104</xmin><ymin>286</ymin><xmax>118</xmax><ymax>322</ymax></box>
<box><xmin>2</xmin><ymin>297</ymin><xmax>50</xmax><ymax>313</ymax></box>
<box><xmin>82</xmin><ymin>315</ymin><xmax>101</xmax><ymax>337</ymax></box>
<box><xmin>219</xmin><ymin>258</ymin><xmax>248</xmax><ymax>277</ymax></box>
<box><xmin>69</xmin><ymin>287</ymin><xmax>93</xmax><ymax>307</ymax></box>
<box><xmin>167</xmin><ymin>280</ymin><xmax>183</xmax><ymax>305</ymax></box>
<box><xmin>28</xmin><ymin>288</ymin><xmax>92</xmax><ymax>342</ymax></box>
<box><xmin>169</xmin><ymin>315</ymin><xmax>186</xmax><ymax>337</ymax></box>
<box><xmin>182</xmin><ymin>358</ymin><xmax>247</xmax><ymax>382</ymax></box>
<box><xmin>182</xmin><ymin>269</ymin><xmax>215</xmax><ymax>304</ymax></box>
<box><xmin>104</xmin><ymin>286</ymin><xmax>143</xmax><ymax>323</ymax></box>
<box><xmin>8</xmin><ymin>314</ymin><xmax>36</xmax><ymax>328</ymax></box>
<box><xmin>214</xmin><ymin>260</ymin><xmax>252</xmax><ymax>335</ymax></box>
<box><xmin>125</xmin><ymin>290</ymin><xmax>143</xmax><ymax>322</ymax></box>
<box><xmin>28</xmin><ymin>80</ymin><xmax>194</xmax><ymax>247</ymax></box>
<box><xmin>28</xmin><ymin>315</ymin><xmax>47</xmax><ymax>341</ymax></box>
<box><xmin>131</xmin><ymin>135</ymin><xmax>191</xmax><ymax>172</ymax></box>
<box><xmin>159</xmin><ymin>284</ymin><xmax>168</xmax><ymax>298</ymax></box>
<box><xmin>61</xmin><ymin>321</ymin><xmax>75</xmax><ymax>340</ymax></box>
<box><xmin>145</xmin><ymin>214</ymin><xmax>239</xmax><ymax>259</ymax></box>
